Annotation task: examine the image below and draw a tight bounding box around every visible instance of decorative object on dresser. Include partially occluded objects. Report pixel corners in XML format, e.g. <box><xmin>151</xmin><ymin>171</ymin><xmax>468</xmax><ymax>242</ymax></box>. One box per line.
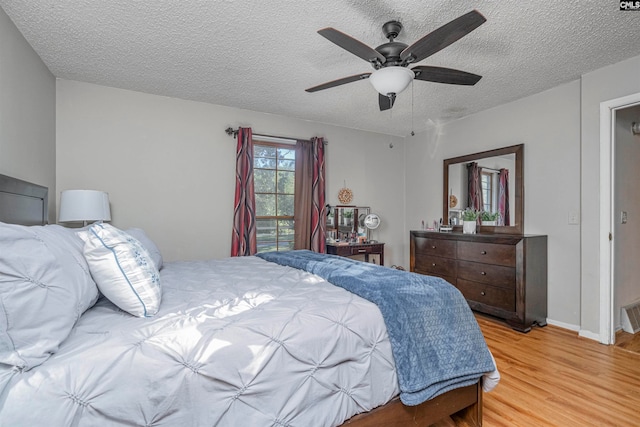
<box><xmin>58</xmin><ymin>189</ymin><xmax>111</xmax><ymax>226</ymax></box>
<box><xmin>410</xmin><ymin>230</ymin><xmax>547</xmax><ymax>332</ymax></box>
<box><xmin>461</xmin><ymin>208</ymin><xmax>479</xmax><ymax>234</ymax></box>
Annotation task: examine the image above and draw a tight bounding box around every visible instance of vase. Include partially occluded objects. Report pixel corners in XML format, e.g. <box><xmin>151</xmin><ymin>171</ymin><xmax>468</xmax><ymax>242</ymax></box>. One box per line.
<box><xmin>481</xmin><ymin>220</ymin><xmax>496</xmax><ymax>226</ymax></box>
<box><xmin>463</xmin><ymin>220</ymin><xmax>477</xmax><ymax>234</ymax></box>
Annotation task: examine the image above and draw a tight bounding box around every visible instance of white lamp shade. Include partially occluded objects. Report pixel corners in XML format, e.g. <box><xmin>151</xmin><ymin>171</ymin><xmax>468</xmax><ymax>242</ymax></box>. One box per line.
<box><xmin>369</xmin><ymin>66</ymin><xmax>414</xmax><ymax>96</ymax></box>
<box><xmin>59</xmin><ymin>190</ymin><xmax>111</xmax><ymax>223</ymax></box>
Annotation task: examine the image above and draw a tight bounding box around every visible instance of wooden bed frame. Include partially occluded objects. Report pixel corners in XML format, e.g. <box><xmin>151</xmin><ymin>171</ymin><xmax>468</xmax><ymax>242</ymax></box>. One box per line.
<box><xmin>343</xmin><ymin>382</ymin><xmax>482</xmax><ymax>426</ymax></box>
<box><xmin>0</xmin><ymin>173</ymin><xmax>483</xmax><ymax>427</ymax></box>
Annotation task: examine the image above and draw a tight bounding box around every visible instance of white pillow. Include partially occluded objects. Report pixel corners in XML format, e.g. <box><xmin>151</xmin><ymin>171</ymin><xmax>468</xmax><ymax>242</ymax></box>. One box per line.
<box><xmin>0</xmin><ymin>223</ymin><xmax>99</xmax><ymax>369</ymax></box>
<box><xmin>77</xmin><ymin>223</ymin><xmax>161</xmax><ymax>317</ymax></box>
<box><xmin>125</xmin><ymin>228</ymin><xmax>163</xmax><ymax>270</ymax></box>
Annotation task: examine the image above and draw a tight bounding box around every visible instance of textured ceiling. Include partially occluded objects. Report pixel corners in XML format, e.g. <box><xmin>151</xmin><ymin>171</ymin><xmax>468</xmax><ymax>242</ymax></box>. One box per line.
<box><xmin>2</xmin><ymin>1</ymin><xmax>640</xmax><ymax>136</ymax></box>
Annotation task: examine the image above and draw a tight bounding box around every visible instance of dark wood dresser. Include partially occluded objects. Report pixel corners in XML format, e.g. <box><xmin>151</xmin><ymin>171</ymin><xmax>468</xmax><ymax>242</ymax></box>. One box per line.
<box><xmin>410</xmin><ymin>230</ymin><xmax>547</xmax><ymax>332</ymax></box>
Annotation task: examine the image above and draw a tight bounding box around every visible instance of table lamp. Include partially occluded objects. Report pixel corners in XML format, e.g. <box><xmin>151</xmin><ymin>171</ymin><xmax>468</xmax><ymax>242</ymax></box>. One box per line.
<box><xmin>59</xmin><ymin>190</ymin><xmax>111</xmax><ymax>226</ymax></box>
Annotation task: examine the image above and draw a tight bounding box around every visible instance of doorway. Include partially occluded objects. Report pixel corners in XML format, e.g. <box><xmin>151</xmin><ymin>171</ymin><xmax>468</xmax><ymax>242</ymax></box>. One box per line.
<box><xmin>599</xmin><ymin>93</ymin><xmax>640</xmax><ymax>345</ymax></box>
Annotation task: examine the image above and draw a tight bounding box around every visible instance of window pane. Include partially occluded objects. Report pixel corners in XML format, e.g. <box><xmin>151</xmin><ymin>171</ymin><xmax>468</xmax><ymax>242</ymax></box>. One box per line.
<box><xmin>278</xmin><ymin>219</ymin><xmax>295</xmax><ymax>239</ymax></box>
<box><xmin>256</xmin><ymin>219</ymin><xmax>276</xmax><ymax>238</ymax></box>
<box><xmin>277</xmin><ymin>170</ymin><xmax>295</xmax><ymax>194</ymax></box>
<box><xmin>254</xmin><ymin>169</ymin><xmax>276</xmax><ymax>193</ymax></box>
<box><xmin>256</xmin><ymin>219</ymin><xmax>277</xmax><ymax>253</ymax></box>
<box><xmin>277</xmin><ymin>240</ymin><xmax>295</xmax><ymax>251</ymax></box>
<box><xmin>255</xmin><ymin>194</ymin><xmax>276</xmax><ymax>217</ymax></box>
<box><xmin>254</xmin><ymin>145</ymin><xmax>276</xmax><ymax>158</ymax></box>
<box><xmin>278</xmin><ymin>159</ymin><xmax>295</xmax><ymax>171</ymax></box>
<box><xmin>277</xmin><ymin>195</ymin><xmax>294</xmax><ymax>216</ymax></box>
<box><xmin>278</xmin><ymin>148</ymin><xmax>295</xmax><ymax>160</ymax></box>
<box><xmin>255</xmin><ymin>157</ymin><xmax>276</xmax><ymax>169</ymax></box>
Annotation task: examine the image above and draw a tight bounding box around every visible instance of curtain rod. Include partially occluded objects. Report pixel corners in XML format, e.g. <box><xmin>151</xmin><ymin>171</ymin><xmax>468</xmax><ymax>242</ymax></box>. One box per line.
<box><xmin>224</xmin><ymin>127</ymin><xmax>328</xmax><ymax>144</ymax></box>
<box><xmin>467</xmin><ymin>162</ymin><xmax>501</xmax><ymax>174</ymax></box>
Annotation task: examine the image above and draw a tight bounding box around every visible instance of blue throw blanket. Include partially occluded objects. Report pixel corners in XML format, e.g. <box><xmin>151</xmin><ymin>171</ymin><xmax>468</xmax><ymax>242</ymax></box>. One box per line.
<box><xmin>257</xmin><ymin>250</ymin><xmax>495</xmax><ymax>405</ymax></box>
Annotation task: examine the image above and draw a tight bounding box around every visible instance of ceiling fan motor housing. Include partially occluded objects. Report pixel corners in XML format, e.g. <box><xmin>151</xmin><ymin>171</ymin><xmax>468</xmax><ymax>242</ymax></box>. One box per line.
<box><xmin>375</xmin><ymin>42</ymin><xmax>408</xmax><ymax>68</ymax></box>
<box><xmin>382</xmin><ymin>21</ymin><xmax>403</xmax><ymax>40</ymax></box>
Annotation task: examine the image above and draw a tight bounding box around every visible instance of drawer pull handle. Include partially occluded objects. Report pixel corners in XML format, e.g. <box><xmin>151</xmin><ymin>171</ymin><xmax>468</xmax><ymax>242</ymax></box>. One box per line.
<box><xmin>481</xmin><ymin>250</ymin><xmax>487</xmax><ymax>255</ymax></box>
<box><xmin>480</xmin><ymin>291</ymin><xmax>486</xmax><ymax>296</ymax></box>
<box><xmin>432</xmin><ymin>263</ymin><xmax>436</xmax><ymax>267</ymax></box>
<box><xmin>481</xmin><ymin>271</ymin><xmax>487</xmax><ymax>275</ymax></box>
<box><xmin>431</xmin><ymin>245</ymin><xmax>436</xmax><ymax>249</ymax></box>
<box><xmin>358</xmin><ymin>249</ymin><xmax>367</xmax><ymax>253</ymax></box>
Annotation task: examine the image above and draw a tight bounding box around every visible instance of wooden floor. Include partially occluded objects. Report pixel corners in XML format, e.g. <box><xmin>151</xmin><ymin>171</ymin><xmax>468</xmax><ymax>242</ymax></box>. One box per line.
<box><xmin>616</xmin><ymin>330</ymin><xmax>640</xmax><ymax>354</ymax></box>
<box><xmin>436</xmin><ymin>315</ymin><xmax>640</xmax><ymax>427</ymax></box>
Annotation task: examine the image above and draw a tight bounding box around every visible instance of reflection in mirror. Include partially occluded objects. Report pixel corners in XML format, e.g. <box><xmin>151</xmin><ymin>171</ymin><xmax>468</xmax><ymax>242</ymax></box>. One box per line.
<box><xmin>326</xmin><ymin>206</ymin><xmax>371</xmax><ymax>242</ymax></box>
<box><xmin>443</xmin><ymin>144</ymin><xmax>524</xmax><ymax>234</ymax></box>
<box><xmin>448</xmin><ymin>154</ymin><xmax>515</xmax><ymax>225</ymax></box>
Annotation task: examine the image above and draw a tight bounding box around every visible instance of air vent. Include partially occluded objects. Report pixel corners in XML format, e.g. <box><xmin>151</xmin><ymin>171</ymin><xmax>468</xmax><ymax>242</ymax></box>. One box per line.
<box><xmin>621</xmin><ymin>301</ymin><xmax>640</xmax><ymax>334</ymax></box>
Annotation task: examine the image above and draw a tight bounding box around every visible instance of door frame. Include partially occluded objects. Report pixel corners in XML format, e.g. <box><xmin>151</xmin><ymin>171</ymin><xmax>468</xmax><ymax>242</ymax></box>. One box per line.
<box><xmin>599</xmin><ymin>92</ymin><xmax>640</xmax><ymax>344</ymax></box>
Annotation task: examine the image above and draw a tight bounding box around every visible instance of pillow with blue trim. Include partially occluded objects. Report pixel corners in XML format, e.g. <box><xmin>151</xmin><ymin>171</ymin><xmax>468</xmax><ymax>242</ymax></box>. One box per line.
<box><xmin>125</xmin><ymin>228</ymin><xmax>163</xmax><ymax>270</ymax></box>
<box><xmin>77</xmin><ymin>223</ymin><xmax>161</xmax><ymax>317</ymax></box>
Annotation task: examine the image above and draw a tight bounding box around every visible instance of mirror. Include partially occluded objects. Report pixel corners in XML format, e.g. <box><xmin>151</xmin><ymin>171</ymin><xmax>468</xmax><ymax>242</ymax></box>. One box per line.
<box><xmin>326</xmin><ymin>205</ymin><xmax>371</xmax><ymax>242</ymax></box>
<box><xmin>443</xmin><ymin>144</ymin><xmax>524</xmax><ymax>234</ymax></box>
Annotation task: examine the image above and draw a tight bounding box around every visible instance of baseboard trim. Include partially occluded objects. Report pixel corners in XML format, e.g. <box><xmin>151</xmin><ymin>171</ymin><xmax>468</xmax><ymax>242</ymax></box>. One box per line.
<box><xmin>546</xmin><ymin>318</ymin><xmax>580</xmax><ymax>332</ymax></box>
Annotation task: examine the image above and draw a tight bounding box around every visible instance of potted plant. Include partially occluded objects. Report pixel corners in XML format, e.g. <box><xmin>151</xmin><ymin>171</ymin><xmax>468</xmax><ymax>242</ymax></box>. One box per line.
<box><xmin>343</xmin><ymin>210</ymin><xmax>353</xmax><ymax>226</ymax></box>
<box><xmin>461</xmin><ymin>208</ymin><xmax>479</xmax><ymax>234</ymax></box>
<box><xmin>480</xmin><ymin>211</ymin><xmax>499</xmax><ymax>226</ymax></box>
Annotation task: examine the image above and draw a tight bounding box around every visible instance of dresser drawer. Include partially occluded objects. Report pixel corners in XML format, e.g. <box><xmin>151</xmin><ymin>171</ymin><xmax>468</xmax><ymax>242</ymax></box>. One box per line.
<box><xmin>456</xmin><ymin>279</ymin><xmax>515</xmax><ymax>312</ymax></box>
<box><xmin>413</xmin><ymin>237</ymin><xmax>456</xmax><ymax>258</ymax></box>
<box><xmin>457</xmin><ymin>241</ymin><xmax>516</xmax><ymax>267</ymax></box>
<box><xmin>457</xmin><ymin>260</ymin><xmax>515</xmax><ymax>289</ymax></box>
<box><xmin>348</xmin><ymin>245</ymin><xmax>373</xmax><ymax>256</ymax></box>
<box><xmin>415</xmin><ymin>255</ymin><xmax>457</xmax><ymax>278</ymax></box>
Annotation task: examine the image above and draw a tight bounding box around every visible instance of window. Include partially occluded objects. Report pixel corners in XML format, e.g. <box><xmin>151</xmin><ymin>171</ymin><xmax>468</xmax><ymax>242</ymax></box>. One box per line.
<box><xmin>254</xmin><ymin>142</ymin><xmax>296</xmax><ymax>253</ymax></box>
<box><xmin>480</xmin><ymin>171</ymin><xmax>495</xmax><ymax>213</ymax></box>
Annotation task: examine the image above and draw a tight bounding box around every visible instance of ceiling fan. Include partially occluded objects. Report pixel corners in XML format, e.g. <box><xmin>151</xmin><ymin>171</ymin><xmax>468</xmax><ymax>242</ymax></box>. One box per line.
<box><xmin>305</xmin><ymin>10</ymin><xmax>486</xmax><ymax>111</ymax></box>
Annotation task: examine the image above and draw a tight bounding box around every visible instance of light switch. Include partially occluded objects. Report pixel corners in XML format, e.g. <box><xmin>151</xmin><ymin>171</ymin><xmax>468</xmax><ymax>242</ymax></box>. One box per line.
<box><xmin>621</xmin><ymin>211</ymin><xmax>628</xmax><ymax>224</ymax></box>
<box><xmin>568</xmin><ymin>211</ymin><xmax>580</xmax><ymax>225</ymax></box>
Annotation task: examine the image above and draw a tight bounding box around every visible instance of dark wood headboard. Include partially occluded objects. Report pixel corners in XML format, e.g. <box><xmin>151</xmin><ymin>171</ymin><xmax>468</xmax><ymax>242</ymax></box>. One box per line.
<box><xmin>0</xmin><ymin>174</ymin><xmax>49</xmax><ymax>226</ymax></box>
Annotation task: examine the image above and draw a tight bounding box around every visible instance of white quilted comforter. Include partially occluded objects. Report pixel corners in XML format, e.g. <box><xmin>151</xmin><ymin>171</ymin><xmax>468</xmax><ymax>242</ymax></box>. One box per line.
<box><xmin>0</xmin><ymin>256</ymin><xmax>399</xmax><ymax>427</ymax></box>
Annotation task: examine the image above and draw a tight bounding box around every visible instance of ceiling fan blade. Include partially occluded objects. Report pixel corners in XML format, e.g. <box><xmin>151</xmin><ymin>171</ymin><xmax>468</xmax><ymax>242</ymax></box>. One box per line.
<box><xmin>305</xmin><ymin>73</ymin><xmax>371</xmax><ymax>92</ymax></box>
<box><xmin>318</xmin><ymin>27</ymin><xmax>386</xmax><ymax>65</ymax></box>
<box><xmin>379</xmin><ymin>93</ymin><xmax>396</xmax><ymax>111</ymax></box>
<box><xmin>400</xmin><ymin>10</ymin><xmax>486</xmax><ymax>64</ymax></box>
<box><xmin>412</xmin><ymin>66</ymin><xmax>482</xmax><ymax>85</ymax></box>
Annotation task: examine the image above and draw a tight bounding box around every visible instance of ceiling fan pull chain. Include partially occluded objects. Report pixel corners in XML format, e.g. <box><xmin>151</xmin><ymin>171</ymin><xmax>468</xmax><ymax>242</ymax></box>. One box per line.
<box><xmin>411</xmin><ymin>81</ymin><xmax>415</xmax><ymax>136</ymax></box>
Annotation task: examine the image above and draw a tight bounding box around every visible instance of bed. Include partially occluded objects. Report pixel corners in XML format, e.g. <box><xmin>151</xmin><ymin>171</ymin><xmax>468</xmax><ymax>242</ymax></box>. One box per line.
<box><xmin>0</xmin><ymin>174</ymin><xmax>498</xmax><ymax>426</ymax></box>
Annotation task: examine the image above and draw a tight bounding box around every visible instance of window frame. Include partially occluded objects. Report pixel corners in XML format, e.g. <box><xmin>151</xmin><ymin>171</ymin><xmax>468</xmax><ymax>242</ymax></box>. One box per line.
<box><xmin>480</xmin><ymin>170</ymin><xmax>497</xmax><ymax>213</ymax></box>
<box><xmin>253</xmin><ymin>140</ymin><xmax>297</xmax><ymax>253</ymax></box>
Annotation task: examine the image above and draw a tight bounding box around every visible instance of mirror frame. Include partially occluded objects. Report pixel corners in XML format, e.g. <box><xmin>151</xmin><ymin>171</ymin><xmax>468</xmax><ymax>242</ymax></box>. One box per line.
<box><xmin>443</xmin><ymin>144</ymin><xmax>524</xmax><ymax>235</ymax></box>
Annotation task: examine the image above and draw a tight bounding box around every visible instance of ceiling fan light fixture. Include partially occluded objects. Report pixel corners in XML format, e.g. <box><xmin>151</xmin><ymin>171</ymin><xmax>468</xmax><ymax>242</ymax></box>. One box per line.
<box><xmin>369</xmin><ymin>66</ymin><xmax>414</xmax><ymax>96</ymax></box>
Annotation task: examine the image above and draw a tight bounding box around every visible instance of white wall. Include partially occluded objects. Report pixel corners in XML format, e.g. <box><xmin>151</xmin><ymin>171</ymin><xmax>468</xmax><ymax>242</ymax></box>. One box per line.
<box><xmin>580</xmin><ymin>54</ymin><xmax>640</xmax><ymax>335</ymax></box>
<box><xmin>0</xmin><ymin>7</ymin><xmax>56</xmax><ymax>223</ymax></box>
<box><xmin>56</xmin><ymin>80</ymin><xmax>405</xmax><ymax>264</ymax></box>
<box><xmin>614</xmin><ymin>105</ymin><xmax>640</xmax><ymax>327</ymax></box>
<box><xmin>405</xmin><ymin>80</ymin><xmax>582</xmax><ymax>328</ymax></box>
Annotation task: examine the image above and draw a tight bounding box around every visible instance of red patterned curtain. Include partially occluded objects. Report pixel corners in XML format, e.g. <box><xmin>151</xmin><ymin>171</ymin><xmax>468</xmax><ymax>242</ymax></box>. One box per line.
<box><xmin>467</xmin><ymin>162</ymin><xmax>484</xmax><ymax>212</ymax></box>
<box><xmin>294</xmin><ymin>137</ymin><xmax>326</xmax><ymax>252</ymax></box>
<box><xmin>498</xmin><ymin>168</ymin><xmax>510</xmax><ymax>226</ymax></box>
<box><xmin>231</xmin><ymin>128</ymin><xmax>257</xmax><ymax>256</ymax></box>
